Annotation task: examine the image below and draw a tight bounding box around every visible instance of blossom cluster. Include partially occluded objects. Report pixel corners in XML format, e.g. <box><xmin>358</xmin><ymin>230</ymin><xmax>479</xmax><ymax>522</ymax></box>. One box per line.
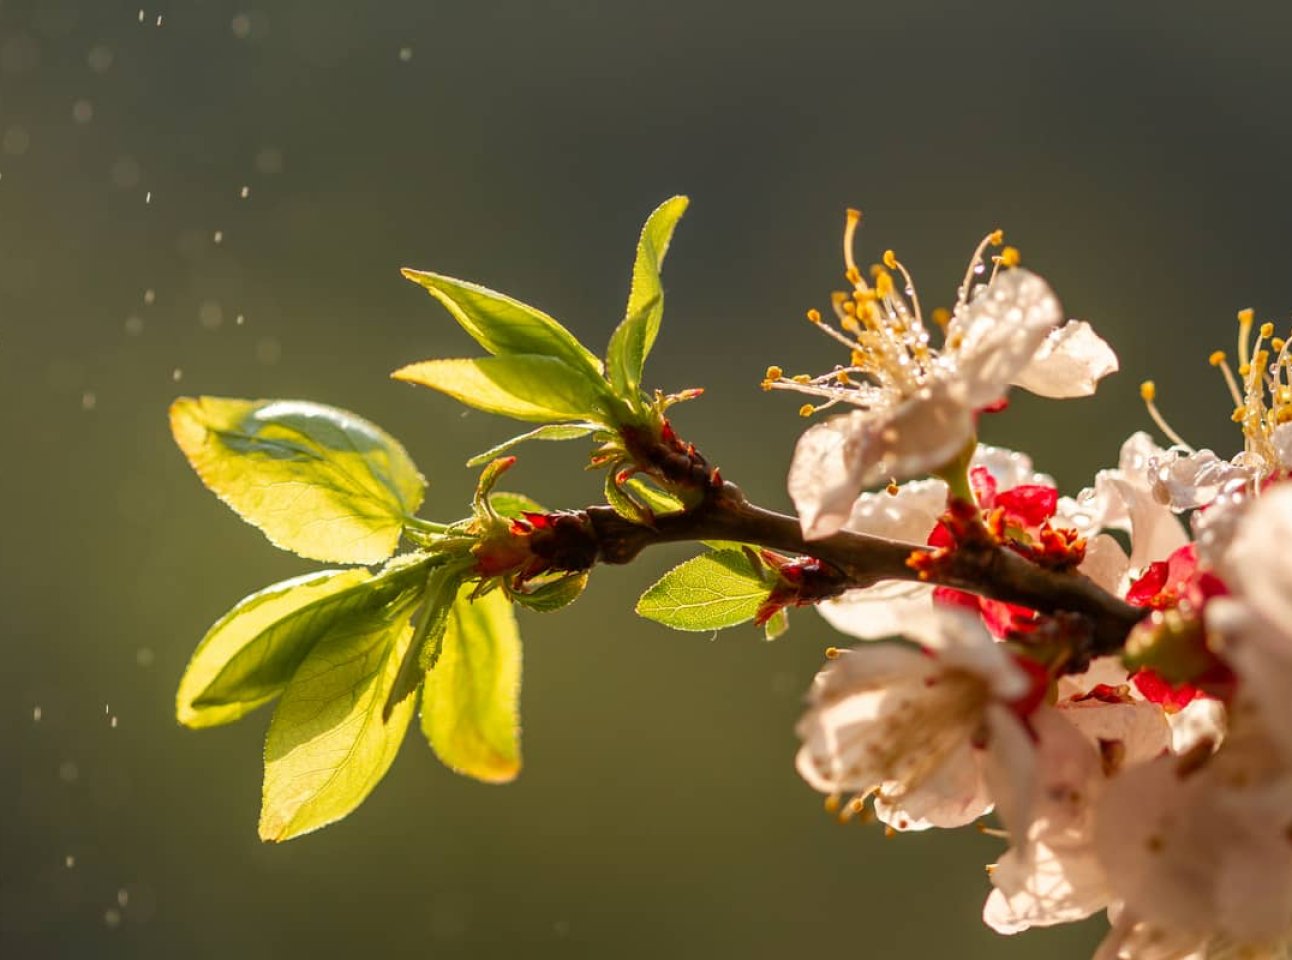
<box><xmin>784</xmin><ymin>217</ymin><xmax>1292</xmax><ymax>958</ymax></box>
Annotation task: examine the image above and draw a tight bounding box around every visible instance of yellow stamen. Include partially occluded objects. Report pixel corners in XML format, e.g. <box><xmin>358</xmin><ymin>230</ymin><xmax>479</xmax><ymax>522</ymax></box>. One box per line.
<box><xmin>1238</xmin><ymin>308</ymin><xmax>1255</xmax><ymax>370</ymax></box>
<box><xmin>998</xmin><ymin>246</ymin><xmax>1020</xmax><ymax>268</ymax></box>
<box><xmin>836</xmin><ymin>370</ymin><xmax>852</xmax><ymax>384</ymax></box>
<box><xmin>1140</xmin><ymin>380</ymin><xmax>1193</xmax><ymax>450</ymax></box>
<box><xmin>1210</xmin><ymin>352</ymin><xmax>1243</xmax><ymax>406</ymax></box>
<box><xmin>765</xmin><ymin>365</ymin><xmax>783</xmax><ymax>381</ymax></box>
<box><xmin>806</xmin><ymin>308</ymin><xmax>822</xmax><ymax>324</ymax></box>
<box><xmin>824</xmin><ymin>646</ymin><xmax>841</xmax><ymax>659</ymax></box>
<box><xmin>882</xmin><ymin>249</ymin><xmax>898</xmax><ymax>269</ymax></box>
<box><xmin>1262</xmin><ymin>322</ymin><xmax>1276</xmax><ymax>338</ymax></box>
<box><xmin>931</xmin><ymin>307</ymin><xmax>951</xmax><ymax>328</ymax></box>
<box><xmin>885</xmin><ymin>480</ymin><xmax>900</xmax><ymax>495</ymax></box>
<box><xmin>798</xmin><ymin>403</ymin><xmax>814</xmax><ymax>417</ymax></box>
<box><xmin>824</xmin><ymin>794</ymin><xmax>841</xmax><ymax>814</ymax></box>
<box><xmin>843</xmin><ymin>208</ymin><xmax>863</xmax><ymax>284</ymax></box>
<box><xmin>792</xmin><ymin>374</ymin><xmax>811</xmax><ymax>384</ymax></box>
<box><xmin>988</xmin><ymin>229</ymin><xmax>1004</xmax><ymax>245</ymax></box>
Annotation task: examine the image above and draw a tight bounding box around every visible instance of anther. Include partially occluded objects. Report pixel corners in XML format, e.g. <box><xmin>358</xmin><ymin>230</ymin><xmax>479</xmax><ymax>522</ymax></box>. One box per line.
<box><xmin>1209</xmin><ymin>351</ymin><xmax>1227</xmax><ymax>366</ymax></box>
<box><xmin>882</xmin><ymin>249</ymin><xmax>898</xmax><ymax>269</ymax></box>
<box><xmin>824</xmin><ymin>646</ymin><xmax>841</xmax><ymax>659</ymax></box>
<box><xmin>998</xmin><ymin>246</ymin><xmax>1021</xmax><ymax>268</ymax></box>
<box><xmin>1140</xmin><ymin>380</ymin><xmax>1156</xmax><ymax>402</ymax></box>
<box><xmin>988</xmin><ymin>228</ymin><xmax>1004</xmax><ymax>245</ymax></box>
<box><xmin>886</xmin><ymin>480</ymin><xmax>900</xmax><ymax>495</ymax></box>
<box><xmin>765</xmin><ymin>365</ymin><xmax>783</xmax><ymax>381</ymax></box>
<box><xmin>798</xmin><ymin>403</ymin><xmax>814</xmax><ymax>418</ymax></box>
<box><xmin>806</xmin><ymin>308</ymin><xmax>822</xmax><ymax>324</ymax></box>
<box><xmin>1262</xmin><ymin>322</ymin><xmax>1276</xmax><ymax>338</ymax></box>
<box><xmin>792</xmin><ymin>374</ymin><xmax>811</xmax><ymax>384</ymax></box>
<box><xmin>931</xmin><ymin>307</ymin><xmax>951</xmax><ymax>328</ymax></box>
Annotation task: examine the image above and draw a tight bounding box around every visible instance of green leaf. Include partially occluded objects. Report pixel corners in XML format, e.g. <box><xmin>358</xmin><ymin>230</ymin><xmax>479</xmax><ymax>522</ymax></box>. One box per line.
<box><xmin>488</xmin><ymin>491</ymin><xmax>547</xmax><ymax>518</ymax></box>
<box><xmin>510</xmin><ymin>572</ymin><xmax>588</xmax><ymax>612</ymax></box>
<box><xmin>763</xmin><ymin>607</ymin><xmax>790</xmax><ymax>641</ymax></box>
<box><xmin>622</xmin><ymin>475</ymin><xmax>686</xmax><ymax>515</ymax></box>
<box><xmin>604</xmin><ymin>471</ymin><xmax>652</xmax><ymax>525</ymax></box>
<box><xmin>393</xmin><ymin>356</ymin><xmax>610</xmax><ymax>423</ymax></box>
<box><xmin>606</xmin><ymin>196</ymin><xmax>689</xmax><ymax>399</ymax></box>
<box><xmin>636</xmin><ymin>549</ymin><xmax>772</xmax><ymax>631</ymax></box>
<box><xmin>465</xmin><ymin>422</ymin><xmax>604</xmax><ymax>467</ymax></box>
<box><xmin>177</xmin><ymin>556</ymin><xmax>430</xmax><ymax>729</ymax></box>
<box><xmin>422</xmin><ymin>584</ymin><xmax>522</xmax><ymax>783</ymax></box>
<box><xmin>383</xmin><ymin>564</ymin><xmax>465</xmax><ymax>720</ymax></box>
<box><xmin>401</xmin><ymin>269</ymin><xmax>603</xmax><ymax>377</ymax></box>
<box><xmin>170</xmin><ymin>397</ymin><xmax>425</xmax><ymax>564</ymax></box>
<box><xmin>259</xmin><ymin>593</ymin><xmax>420</xmax><ymax>842</ymax></box>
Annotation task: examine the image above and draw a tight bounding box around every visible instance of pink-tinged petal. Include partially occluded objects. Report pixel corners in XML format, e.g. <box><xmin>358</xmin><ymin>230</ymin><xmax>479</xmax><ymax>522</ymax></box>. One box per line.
<box><xmin>1059</xmin><ymin>698</ymin><xmax>1171</xmax><ymax>769</ymax></box>
<box><xmin>1149</xmin><ymin>447</ymin><xmax>1254</xmax><ymax>512</ymax></box>
<box><xmin>874</xmin><ymin>741</ymin><xmax>991</xmax><ymax>830</ymax></box>
<box><xmin>972</xmin><ymin>444</ymin><xmax>1053</xmax><ymax>491</ymax></box>
<box><xmin>984</xmin><ymin>842</ymin><xmax>1109</xmax><ymax>933</ymax></box>
<box><xmin>905</xmin><ymin>608</ymin><xmax>1030</xmax><ymax>701</ymax></box>
<box><xmin>1079</xmin><ymin>533</ymin><xmax>1130</xmax><ymax>595</ymax></box>
<box><xmin>1207</xmin><ymin>600</ymin><xmax>1292</xmax><ymax>762</ymax></box>
<box><xmin>981</xmin><ymin>702</ymin><xmax>1039</xmax><ymax>842</ymax></box>
<box><xmin>1109</xmin><ymin>475</ymin><xmax>1190</xmax><ymax>573</ymax></box>
<box><xmin>951</xmin><ymin>269</ymin><xmax>1064</xmax><ymax>409</ymax></box>
<box><xmin>838</xmin><ymin>477</ymin><xmax>948</xmax><ymax>543</ymax></box>
<box><xmin>1011</xmin><ymin>320</ymin><xmax>1119</xmax><ymax>399</ymax></box>
<box><xmin>1168</xmin><ymin>697</ymin><xmax>1226</xmax><ymax>755</ymax></box>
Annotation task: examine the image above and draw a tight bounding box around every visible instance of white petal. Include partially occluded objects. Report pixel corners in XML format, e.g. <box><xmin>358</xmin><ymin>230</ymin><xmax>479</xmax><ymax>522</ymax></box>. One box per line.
<box><xmin>817</xmin><ymin>580</ymin><xmax>935</xmax><ymax>641</ymax></box>
<box><xmin>984</xmin><ymin>842</ymin><xmax>1109</xmax><ymax>933</ymax></box>
<box><xmin>972</xmin><ymin>443</ymin><xmax>1052</xmax><ymax>490</ymax></box>
<box><xmin>873</xmin><ymin>739</ymin><xmax>992</xmax><ymax>831</ymax></box>
<box><xmin>1011</xmin><ymin>320</ymin><xmax>1119</xmax><ymax>398</ymax></box>
<box><xmin>1059</xmin><ymin>698</ymin><xmax>1171</xmax><ymax>769</ymax></box>
<box><xmin>905</xmin><ymin>608</ymin><xmax>1029</xmax><ymax>701</ymax></box>
<box><xmin>1149</xmin><ymin>448</ymin><xmax>1254</xmax><ymax>513</ymax></box>
<box><xmin>951</xmin><ymin>268</ymin><xmax>1063</xmax><ymax>408</ymax></box>
<box><xmin>981</xmin><ymin>702</ymin><xmax>1038</xmax><ymax>841</ymax></box>
<box><xmin>838</xmin><ymin>476</ymin><xmax>948</xmax><ymax>542</ymax></box>
<box><xmin>788</xmin><ymin>411</ymin><xmax>870</xmax><ymax>540</ymax></box>
<box><xmin>1212</xmin><ymin>485</ymin><xmax>1292</xmax><ymax>628</ymax></box>
<box><xmin>1079</xmin><ymin>532</ymin><xmax>1131</xmax><ymax>595</ymax></box>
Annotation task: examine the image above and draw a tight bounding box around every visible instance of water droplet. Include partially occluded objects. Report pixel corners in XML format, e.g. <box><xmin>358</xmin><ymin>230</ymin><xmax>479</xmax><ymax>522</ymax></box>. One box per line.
<box><xmin>171</xmin><ymin>368</ymin><xmax>183</xmax><ymax>382</ymax></box>
<box><xmin>124</xmin><ymin>315</ymin><xmax>144</xmax><ymax>335</ymax></box>
<box><xmin>65</xmin><ymin>854</ymin><xmax>75</xmax><ymax>868</ymax></box>
<box><xmin>104</xmin><ymin>907</ymin><xmax>121</xmax><ymax>928</ymax></box>
<box><xmin>199</xmin><ymin>299</ymin><xmax>224</xmax><ymax>329</ymax></box>
<box><xmin>87</xmin><ymin>44</ymin><xmax>114</xmax><ymax>74</ymax></box>
<box><xmin>135</xmin><ymin>647</ymin><xmax>154</xmax><ymax>667</ymax></box>
<box><xmin>398</xmin><ymin>46</ymin><xmax>413</xmax><ymax>62</ymax></box>
<box><xmin>58</xmin><ymin>760</ymin><xmax>79</xmax><ymax>783</ymax></box>
<box><xmin>71</xmin><ymin>99</ymin><xmax>94</xmax><ymax>124</ymax></box>
<box><xmin>239</xmin><ymin>185</ymin><xmax>250</xmax><ymax>199</ymax></box>
<box><xmin>81</xmin><ymin>390</ymin><xmax>96</xmax><ymax>410</ymax></box>
<box><xmin>904</xmin><ymin>284</ymin><xmax>914</xmax><ymax>296</ymax></box>
<box><xmin>143</xmin><ymin>288</ymin><xmax>155</xmax><ymax>305</ymax></box>
<box><xmin>973</xmin><ymin>263</ymin><xmax>985</xmax><ymax>275</ymax></box>
<box><xmin>212</xmin><ymin>229</ymin><xmax>224</xmax><ymax>244</ymax></box>
<box><xmin>255</xmin><ymin>337</ymin><xmax>281</xmax><ymax>365</ymax></box>
<box><xmin>33</xmin><ymin>705</ymin><xmax>42</xmax><ymax>722</ymax></box>
<box><xmin>117</xmin><ymin>888</ymin><xmax>129</xmax><ymax>908</ymax></box>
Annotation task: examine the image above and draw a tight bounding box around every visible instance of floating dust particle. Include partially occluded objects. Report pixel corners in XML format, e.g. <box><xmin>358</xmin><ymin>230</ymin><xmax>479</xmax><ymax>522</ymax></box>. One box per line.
<box><xmin>81</xmin><ymin>391</ymin><xmax>96</xmax><ymax>410</ymax></box>
<box><xmin>110</xmin><ymin>716</ymin><xmax>118</xmax><ymax>728</ymax></box>
<box><xmin>254</xmin><ymin>147</ymin><xmax>283</xmax><ymax>175</ymax></box>
<box><xmin>239</xmin><ymin>185</ymin><xmax>250</xmax><ymax>198</ymax></box>
<box><xmin>124</xmin><ymin>315</ymin><xmax>143</xmax><ymax>335</ymax></box>
<box><xmin>58</xmin><ymin>761</ymin><xmax>79</xmax><ymax>783</ymax></box>
<box><xmin>135</xmin><ymin>647</ymin><xmax>154</xmax><ymax>667</ymax></box>
<box><xmin>138</xmin><ymin>10</ymin><xmax>144</xmax><ymax>24</ymax></box>
<box><xmin>104</xmin><ymin>908</ymin><xmax>121</xmax><ymax>928</ymax></box>
<box><xmin>143</xmin><ymin>288</ymin><xmax>155</xmax><ymax>305</ymax></box>
<box><xmin>72</xmin><ymin>99</ymin><xmax>94</xmax><ymax>124</ymax></box>
<box><xmin>171</xmin><ymin>368</ymin><xmax>183</xmax><ymax>382</ymax></box>
<box><xmin>144</xmin><ymin>190</ymin><xmax>151</xmax><ymax>204</ymax></box>
<box><xmin>155</xmin><ymin>15</ymin><xmax>163</xmax><ymax>27</ymax></box>
<box><xmin>212</xmin><ymin>229</ymin><xmax>223</xmax><ymax>244</ymax></box>
<box><xmin>33</xmin><ymin>705</ymin><xmax>42</xmax><ymax>722</ymax></box>
<box><xmin>234</xmin><ymin>314</ymin><xmax>245</xmax><ymax>326</ymax></box>
<box><xmin>3</xmin><ymin>126</ymin><xmax>30</xmax><ymax>156</ymax></box>
<box><xmin>399</xmin><ymin>46</ymin><xmax>413</xmax><ymax>61</ymax></box>
<box><xmin>117</xmin><ymin>889</ymin><xmax>129</xmax><ymax>907</ymax></box>
<box><xmin>65</xmin><ymin>855</ymin><xmax>75</xmax><ymax>868</ymax></box>
<box><xmin>231</xmin><ymin>13</ymin><xmax>251</xmax><ymax>39</ymax></box>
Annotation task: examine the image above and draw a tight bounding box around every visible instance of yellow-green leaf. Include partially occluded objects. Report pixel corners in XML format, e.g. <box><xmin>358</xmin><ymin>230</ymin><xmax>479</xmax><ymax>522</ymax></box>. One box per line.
<box><xmin>170</xmin><ymin>397</ymin><xmax>426</xmax><ymax>564</ymax></box>
<box><xmin>422</xmin><ymin>585</ymin><xmax>522</xmax><ymax>784</ymax></box>
<box><xmin>401</xmin><ymin>268</ymin><xmax>603</xmax><ymax>377</ymax></box>
<box><xmin>177</xmin><ymin>556</ymin><xmax>431</xmax><ymax>729</ymax></box>
<box><xmin>392</xmin><ymin>355</ymin><xmax>610</xmax><ymax>423</ymax></box>
<box><xmin>606</xmin><ymin>196</ymin><xmax>689</xmax><ymax>399</ymax></box>
<box><xmin>259</xmin><ymin>595</ymin><xmax>420</xmax><ymax>842</ymax></box>
<box><xmin>636</xmin><ymin>549</ymin><xmax>771</xmax><ymax>631</ymax></box>
<box><xmin>465</xmin><ymin>422</ymin><xmax>603</xmax><ymax>467</ymax></box>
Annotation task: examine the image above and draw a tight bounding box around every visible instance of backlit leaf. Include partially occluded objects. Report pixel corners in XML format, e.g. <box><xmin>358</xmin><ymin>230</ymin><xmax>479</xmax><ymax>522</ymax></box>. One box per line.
<box><xmin>606</xmin><ymin>196</ymin><xmax>689</xmax><ymax>399</ymax></box>
<box><xmin>170</xmin><ymin>397</ymin><xmax>425</xmax><ymax>564</ymax></box>
<box><xmin>393</xmin><ymin>356</ymin><xmax>610</xmax><ymax>423</ymax></box>
<box><xmin>259</xmin><ymin>594</ymin><xmax>420</xmax><ymax>842</ymax></box>
<box><xmin>401</xmin><ymin>269</ymin><xmax>603</xmax><ymax>377</ymax></box>
<box><xmin>177</xmin><ymin>556</ymin><xmax>429</xmax><ymax>729</ymax></box>
<box><xmin>422</xmin><ymin>585</ymin><xmax>522</xmax><ymax>783</ymax></box>
<box><xmin>465</xmin><ymin>422</ymin><xmax>604</xmax><ymax>467</ymax></box>
<box><xmin>636</xmin><ymin>549</ymin><xmax>771</xmax><ymax>631</ymax></box>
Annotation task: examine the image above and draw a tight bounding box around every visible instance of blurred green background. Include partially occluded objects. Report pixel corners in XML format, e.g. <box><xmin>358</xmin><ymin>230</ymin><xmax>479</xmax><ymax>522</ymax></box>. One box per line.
<box><xmin>3</xmin><ymin>1</ymin><xmax>1289</xmax><ymax>956</ymax></box>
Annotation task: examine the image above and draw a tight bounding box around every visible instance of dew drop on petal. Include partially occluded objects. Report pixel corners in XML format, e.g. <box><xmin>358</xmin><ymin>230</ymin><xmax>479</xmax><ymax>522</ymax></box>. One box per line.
<box><xmin>973</xmin><ymin>263</ymin><xmax>985</xmax><ymax>275</ymax></box>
